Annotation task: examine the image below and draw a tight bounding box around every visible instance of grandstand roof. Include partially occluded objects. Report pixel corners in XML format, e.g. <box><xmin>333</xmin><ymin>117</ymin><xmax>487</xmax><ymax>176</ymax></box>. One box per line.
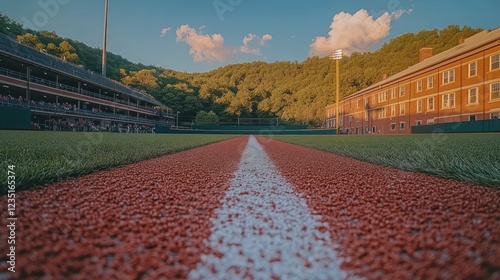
<box><xmin>0</xmin><ymin>34</ymin><xmax>163</xmax><ymax>106</ymax></box>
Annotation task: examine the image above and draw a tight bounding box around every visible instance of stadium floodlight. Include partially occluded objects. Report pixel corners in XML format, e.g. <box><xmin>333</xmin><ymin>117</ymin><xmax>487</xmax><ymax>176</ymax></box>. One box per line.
<box><xmin>176</xmin><ymin>111</ymin><xmax>180</xmax><ymax>128</ymax></box>
<box><xmin>102</xmin><ymin>0</ymin><xmax>109</xmax><ymax>77</ymax></box>
<box><xmin>330</xmin><ymin>49</ymin><xmax>343</xmax><ymax>133</ymax></box>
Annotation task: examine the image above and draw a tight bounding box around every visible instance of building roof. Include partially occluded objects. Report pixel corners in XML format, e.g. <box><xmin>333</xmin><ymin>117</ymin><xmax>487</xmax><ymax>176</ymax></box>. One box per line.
<box><xmin>340</xmin><ymin>27</ymin><xmax>500</xmax><ymax>102</ymax></box>
<box><xmin>0</xmin><ymin>34</ymin><xmax>164</xmax><ymax>106</ymax></box>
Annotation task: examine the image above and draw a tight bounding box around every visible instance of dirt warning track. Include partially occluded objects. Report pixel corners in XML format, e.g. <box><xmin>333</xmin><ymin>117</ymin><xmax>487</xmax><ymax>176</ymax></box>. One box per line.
<box><xmin>0</xmin><ymin>135</ymin><xmax>499</xmax><ymax>279</ymax></box>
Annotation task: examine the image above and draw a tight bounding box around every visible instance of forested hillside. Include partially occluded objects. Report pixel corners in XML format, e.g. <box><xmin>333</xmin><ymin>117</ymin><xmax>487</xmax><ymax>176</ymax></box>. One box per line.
<box><xmin>0</xmin><ymin>13</ymin><xmax>483</xmax><ymax>125</ymax></box>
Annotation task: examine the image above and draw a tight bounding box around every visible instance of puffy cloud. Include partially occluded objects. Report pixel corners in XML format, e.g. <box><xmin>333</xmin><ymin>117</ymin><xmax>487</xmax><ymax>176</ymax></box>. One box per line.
<box><xmin>240</xmin><ymin>33</ymin><xmax>273</xmax><ymax>55</ymax></box>
<box><xmin>176</xmin><ymin>25</ymin><xmax>272</xmax><ymax>63</ymax></box>
<box><xmin>176</xmin><ymin>24</ymin><xmax>231</xmax><ymax>62</ymax></box>
<box><xmin>160</xmin><ymin>27</ymin><xmax>170</xmax><ymax>38</ymax></box>
<box><xmin>309</xmin><ymin>9</ymin><xmax>408</xmax><ymax>57</ymax></box>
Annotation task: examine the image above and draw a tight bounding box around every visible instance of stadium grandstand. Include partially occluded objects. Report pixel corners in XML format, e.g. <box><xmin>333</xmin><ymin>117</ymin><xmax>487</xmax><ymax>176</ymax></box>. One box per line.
<box><xmin>0</xmin><ymin>34</ymin><xmax>174</xmax><ymax>132</ymax></box>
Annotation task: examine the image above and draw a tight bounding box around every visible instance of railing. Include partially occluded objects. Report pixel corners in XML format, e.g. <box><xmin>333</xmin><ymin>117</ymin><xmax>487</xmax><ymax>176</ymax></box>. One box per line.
<box><xmin>0</xmin><ymin>66</ymin><xmax>165</xmax><ymax>114</ymax></box>
<box><xmin>0</xmin><ymin>34</ymin><xmax>163</xmax><ymax>106</ymax></box>
<box><xmin>0</xmin><ymin>99</ymin><xmax>172</xmax><ymax>125</ymax></box>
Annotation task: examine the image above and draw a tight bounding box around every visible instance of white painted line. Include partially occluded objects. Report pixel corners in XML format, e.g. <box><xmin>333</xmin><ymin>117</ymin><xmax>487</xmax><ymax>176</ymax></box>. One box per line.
<box><xmin>189</xmin><ymin>136</ymin><xmax>346</xmax><ymax>280</ymax></box>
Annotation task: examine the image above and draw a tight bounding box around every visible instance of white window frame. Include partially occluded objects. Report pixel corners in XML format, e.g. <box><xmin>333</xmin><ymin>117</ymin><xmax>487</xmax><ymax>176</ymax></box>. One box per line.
<box><xmin>378</xmin><ymin>107</ymin><xmax>387</xmax><ymax>119</ymax></box>
<box><xmin>427</xmin><ymin>76</ymin><xmax>434</xmax><ymax>89</ymax></box>
<box><xmin>469</xmin><ymin>61</ymin><xmax>477</xmax><ymax>77</ymax></box>
<box><xmin>468</xmin><ymin>87</ymin><xmax>478</xmax><ymax>105</ymax></box>
<box><xmin>391</xmin><ymin>88</ymin><xmax>396</xmax><ymax>99</ymax></box>
<box><xmin>416</xmin><ymin>80</ymin><xmax>422</xmax><ymax>92</ymax></box>
<box><xmin>390</xmin><ymin>123</ymin><xmax>396</xmax><ymax>131</ymax></box>
<box><xmin>400</xmin><ymin>85</ymin><xmax>406</xmax><ymax>97</ymax></box>
<box><xmin>491</xmin><ymin>82</ymin><xmax>500</xmax><ymax>101</ymax></box>
<box><xmin>491</xmin><ymin>54</ymin><xmax>500</xmax><ymax>71</ymax></box>
<box><xmin>415</xmin><ymin>120</ymin><xmax>422</xmax><ymax>126</ymax></box>
<box><xmin>416</xmin><ymin>99</ymin><xmax>423</xmax><ymax>113</ymax></box>
<box><xmin>442</xmin><ymin>92</ymin><xmax>456</xmax><ymax>109</ymax></box>
<box><xmin>427</xmin><ymin>119</ymin><xmax>435</xmax><ymax>125</ymax></box>
<box><xmin>399</xmin><ymin>103</ymin><xmax>405</xmax><ymax>115</ymax></box>
<box><xmin>427</xmin><ymin>97</ymin><xmax>435</xmax><ymax>111</ymax></box>
<box><xmin>357</xmin><ymin>99</ymin><xmax>360</xmax><ymax>108</ymax></box>
<box><xmin>390</xmin><ymin>105</ymin><xmax>396</xmax><ymax>117</ymax></box>
<box><xmin>400</xmin><ymin>122</ymin><xmax>406</xmax><ymax>130</ymax></box>
<box><xmin>443</xmin><ymin>69</ymin><xmax>455</xmax><ymax>85</ymax></box>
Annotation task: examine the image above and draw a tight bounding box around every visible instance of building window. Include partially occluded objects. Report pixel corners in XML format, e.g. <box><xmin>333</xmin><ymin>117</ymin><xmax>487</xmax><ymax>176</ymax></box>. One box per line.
<box><xmin>378</xmin><ymin>91</ymin><xmax>388</xmax><ymax>102</ymax></box>
<box><xmin>378</xmin><ymin>107</ymin><xmax>387</xmax><ymax>119</ymax></box>
<box><xmin>372</xmin><ymin>126</ymin><xmax>376</xmax><ymax>133</ymax></box>
<box><xmin>469</xmin><ymin>115</ymin><xmax>476</xmax><ymax>121</ymax></box>
<box><xmin>400</xmin><ymin>85</ymin><xmax>406</xmax><ymax>96</ymax></box>
<box><xmin>357</xmin><ymin>99</ymin><xmax>360</xmax><ymax>108</ymax></box>
<box><xmin>400</xmin><ymin>122</ymin><xmax>406</xmax><ymax>130</ymax></box>
<box><xmin>416</xmin><ymin>99</ymin><xmax>423</xmax><ymax>113</ymax></box>
<box><xmin>427</xmin><ymin>119</ymin><xmax>435</xmax><ymax>125</ymax></box>
<box><xmin>492</xmin><ymin>54</ymin><xmax>500</xmax><ymax>71</ymax></box>
<box><xmin>416</xmin><ymin>120</ymin><xmax>422</xmax><ymax>126</ymax></box>
<box><xmin>428</xmin><ymin>97</ymin><xmax>435</xmax><ymax>111</ymax></box>
<box><xmin>400</xmin><ymin>103</ymin><xmax>405</xmax><ymax>115</ymax></box>
<box><xmin>416</xmin><ymin>80</ymin><xmax>422</xmax><ymax>92</ymax></box>
<box><xmin>443</xmin><ymin>69</ymin><xmax>455</xmax><ymax>85</ymax></box>
<box><xmin>390</xmin><ymin>123</ymin><xmax>396</xmax><ymax>130</ymax></box>
<box><xmin>391</xmin><ymin>88</ymin><xmax>396</xmax><ymax>99</ymax></box>
<box><xmin>468</xmin><ymin>88</ymin><xmax>478</xmax><ymax>105</ymax></box>
<box><xmin>469</xmin><ymin>61</ymin><xmax>477</xmax><ymax>77</ymax></box>
<box><xmin>491</xmin><ymin>82</ymin><xmax>500</xmax><ymax>101</ymax></box>
<box><xmin>391</xmin><ymin>105</ymin><xmax>396</xmax><ymax>117</ymax></box>
<box><xmin>427</xmin><ymin>76</ymin><xmax>434</xmax><ymax>89</ymax></box>
<box><xmin>442</xmin><ymin>92</ymin><xmax>456</xmax><ymax>109</ymax></box>
<box><xmin>492</xmin><ymin>112</ymin><xmax>500</xmax><ymax>119</ymax></box>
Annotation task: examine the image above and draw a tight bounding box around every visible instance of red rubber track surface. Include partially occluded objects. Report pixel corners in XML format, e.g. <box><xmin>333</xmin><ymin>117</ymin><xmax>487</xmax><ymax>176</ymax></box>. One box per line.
<box><xmin>0</xmin><ymin>136</ymin><xmax>248</xmax><ymax>279</ymax></box>
<box><xmin>257</xmin><ymin>137</ymin><xmax>500</xmax><ymax>279</ymax></box>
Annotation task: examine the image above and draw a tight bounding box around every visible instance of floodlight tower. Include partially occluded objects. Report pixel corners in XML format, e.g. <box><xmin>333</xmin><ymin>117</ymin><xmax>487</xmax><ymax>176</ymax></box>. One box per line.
<box><xmin>102</xmin><ymin>0</ymin><xmax>109</xmax><ymax>77</ymax></box>
<box><xmin>330</xmin><ymin>49</ymin><xmax>343</xmax><ymax>133</ymax></box>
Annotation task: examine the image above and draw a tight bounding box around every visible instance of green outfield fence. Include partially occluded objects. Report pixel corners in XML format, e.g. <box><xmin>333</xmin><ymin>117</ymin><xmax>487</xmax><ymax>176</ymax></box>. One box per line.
<box><xmin>0</xmin><ymin>106</ymin><xmax>31</xmax><ymax>130</ymax></box>
<box><xmin>411</xmin><ymin>119</ymin><xmax>500</xmax><ymax>134</ymax></box>
<box><xmin>156</xmin><ymin>125</ymin><xmax>336</xmax><ymax>135</ymax></box>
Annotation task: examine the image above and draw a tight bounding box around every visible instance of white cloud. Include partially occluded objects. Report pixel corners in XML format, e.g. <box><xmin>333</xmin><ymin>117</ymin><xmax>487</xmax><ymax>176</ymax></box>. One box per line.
<box><xmin>161</xmin><ymin>27</ymin><xmax>170</xmax><ymax>38</ymax></box>
<box><xmin>309</xmin><ymin>9</ymin><xmax>408</xmax><ymax>57</ymax></box>
<box><xmin>240</xmin><ymin>33</ymin><xmax>273</xmax><ymax>55</ymax></box>
<box><xmin>176</xmin><ymin>24</ymin><xmax>231</xmax><ymax>62</ymax></box>
<box><xmin>176</xmin><ymin>25</ymin><xmax>272</xmax><ymax>63</ymax></box>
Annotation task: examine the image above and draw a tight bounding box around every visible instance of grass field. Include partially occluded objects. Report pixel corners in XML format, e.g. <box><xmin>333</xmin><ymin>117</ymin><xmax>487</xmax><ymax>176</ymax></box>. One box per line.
<box><xmin>0</xmin><ymin>131</ymin><xmax>236</xmax><ymax>193</ymax></box>
<box><xmin>272</xmin><ymin>134</ymin><xmax>500</xmax><ymax>188</ymax></box>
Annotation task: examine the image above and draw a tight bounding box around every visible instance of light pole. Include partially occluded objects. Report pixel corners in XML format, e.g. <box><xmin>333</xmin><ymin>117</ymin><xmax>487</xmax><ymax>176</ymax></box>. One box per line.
<box><xmin>176</xmin><ymin>111</ymin><xmax>179</xmax><ymax>128</ymax></box>
<box><xmin>330</xmin><ymin>49</ymin><xmax>343</xmax><ymax>133</ymax></box>
<box><xmin>102</xmin><ymin>0</ymin><xmax>109</xmax><ymax>77</ymax></box>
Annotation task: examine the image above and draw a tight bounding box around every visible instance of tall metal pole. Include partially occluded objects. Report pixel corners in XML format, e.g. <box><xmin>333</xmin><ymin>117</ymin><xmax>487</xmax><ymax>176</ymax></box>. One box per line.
<box><xmin>102</xmin><ymin>0</ymin><xmax>109</xmax><ymax>77</ymax></box>
<box><xmin>330</xmin><ymin>49</ymin><xmax>342</xmax><ymax>134</ymax></box>
<box><xmin>335</xmin><ymin>58</ymin><xmax>340</xmax><ymax>133</ymax></box>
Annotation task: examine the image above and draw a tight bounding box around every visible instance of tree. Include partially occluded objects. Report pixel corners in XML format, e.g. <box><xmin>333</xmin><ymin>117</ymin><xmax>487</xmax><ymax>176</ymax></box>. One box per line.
<box><xmin>58</xmin><ymin>41</ymin><xmax>79</xmax><ymax>63</ymax></box>
<box><xmin>195</xmin><ymin>110</ymin><xmax>220</xmax><ymax>125</ymax></box>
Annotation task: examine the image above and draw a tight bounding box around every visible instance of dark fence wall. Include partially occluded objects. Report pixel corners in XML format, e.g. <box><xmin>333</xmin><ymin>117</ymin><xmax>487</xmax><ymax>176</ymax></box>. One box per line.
<box><xmin>0</xmin><ymin>106</ymin><xmax>31</xmax><ymax>130</ymax></box>
<box><xmin>156</xmin><ymin>125</ymin><xmax>336</xmax><ymax>135</ymax></box>
<box><xmin>411</xmin><ymin>119</ymin><xmax>500</xmax><ymax>134</ymax></box>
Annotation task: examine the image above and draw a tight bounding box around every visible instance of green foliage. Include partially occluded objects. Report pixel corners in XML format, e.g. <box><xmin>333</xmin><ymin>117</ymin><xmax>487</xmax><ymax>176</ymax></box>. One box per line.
<box><xmin>195</xmin><ymin>110</ymin><xmax>220</xmax><ymax>125</ymax></box>
<box><xmin>0</xmin><ymin>13</ymin><xmax>484</xmax><ymax>125</ymax></box>
<box><xmin>0</xmin><ymin>131</ymin><xmax>235</xmax><ymax>193</ymax></box>
<box><xmin>272</xmin><ymin>134</ymin><xmax>500</xmax><ymax>188</ymax></box>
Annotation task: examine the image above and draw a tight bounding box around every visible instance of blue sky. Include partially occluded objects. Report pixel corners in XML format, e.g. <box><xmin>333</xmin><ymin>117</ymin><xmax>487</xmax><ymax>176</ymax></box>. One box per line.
<box><xmin>1</xmin><ymin>0</ymin><xmax>498</xmax><ymax>73</ymax></box>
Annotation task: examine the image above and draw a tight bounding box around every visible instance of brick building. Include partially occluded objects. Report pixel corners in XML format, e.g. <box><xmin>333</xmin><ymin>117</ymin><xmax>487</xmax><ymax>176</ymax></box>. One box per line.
<box><xmin>325</xmin><ymin>28</ymin><xmax>500</xmax><ymax>134</ymax></box>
